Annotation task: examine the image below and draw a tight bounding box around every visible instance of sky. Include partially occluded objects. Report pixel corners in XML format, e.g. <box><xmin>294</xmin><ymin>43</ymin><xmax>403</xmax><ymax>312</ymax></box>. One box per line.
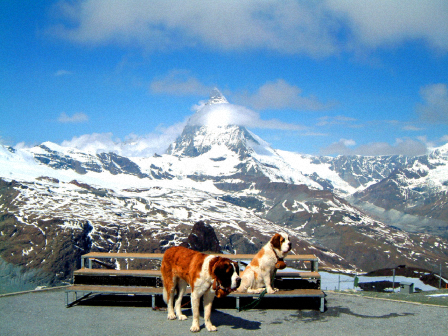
<box><xmin>1</xmin><ymin>0</ymin><xmax>448</xmax><ymax>157</ymax></box>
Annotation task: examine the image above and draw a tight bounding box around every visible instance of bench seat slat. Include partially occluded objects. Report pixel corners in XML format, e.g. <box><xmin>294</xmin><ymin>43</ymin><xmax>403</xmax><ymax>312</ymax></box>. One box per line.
<box><xmin>74</xmin><ymin>268</ymin><xmax>320</xmax><ymax>279</ymax></box>
<box><xmin>74</xmin><ymin>269</ymin><xmax>162</xmax><ymax>277</ymax></box>
<box><xmin>82</xmin><ymin>252</ymin><xmax>165</xmax><ymax>260</ymax></box>
<box><xmin>276</xmin><ymin>271</ymin><xmax>320</xmax><ymax>279</ymax></box>
<box><xmin>80</xmin><ymin>252</ymin><xmax>318</xmax><ymax>262</ymax></box>
<box><xmin>231</xmin><ymin>289</ymin><xmax>325</xmax><ymax>298</ymax></box>
<box><xmin>66</xmin><ymin>285</ymin><xmax>324</xmax><ymax>298</ymax></box>
<box><xmin>66</xmin><ymin>285</ymin><xmax>166</xmax><ymax>294</ymax></box>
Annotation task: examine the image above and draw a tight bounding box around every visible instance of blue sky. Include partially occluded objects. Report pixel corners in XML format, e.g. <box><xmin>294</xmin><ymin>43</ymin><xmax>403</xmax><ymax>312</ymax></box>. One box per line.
<box><xmin>1</xmin><ymin>0</ymin><xmax>448</xmax><ymax>157</ymax></box>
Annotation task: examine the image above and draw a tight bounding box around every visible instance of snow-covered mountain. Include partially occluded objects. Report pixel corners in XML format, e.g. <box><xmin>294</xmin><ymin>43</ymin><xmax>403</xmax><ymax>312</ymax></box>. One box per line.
<box><xmin>1</xmin><ymin>89</ymin><xmax>448</xmax><ymax>292</ymax></box>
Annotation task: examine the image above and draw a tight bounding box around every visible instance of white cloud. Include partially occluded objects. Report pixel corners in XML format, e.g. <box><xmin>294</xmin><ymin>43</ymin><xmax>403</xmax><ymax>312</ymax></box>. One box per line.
<box><xmin>59</xmin><ymin>98</ymin><xmax>307</xmax><ymax>156</ymax></box>
<box><xmin>416</xmin><ymin>83</ymin><xmax>448</xmax><ymax>124</ymax></box>
<box><xmin>239</xmin><ymin>79</ymin><xmax>337</xmax><ymax>111</ymax></box>
<box><xmin>326</xmin><ymin>0</ymin><xmax>448</xmax><ymax>52</ymax></box>
<box><xmin>54</xmin><ymin>69</ymin><xmax>73</xmax><ymax>76</ymax></box>
<box><xmin>150</xmin><ymin>75</ymin><xmax>334</xmax><ymax>111</ymax></box>
<box><xmin>149</xmin><ymin>77</ymin><xmax>309</xmax><ymax>129</ymax></box>
<box><xmin>320</xmin><ymin>138</ymin><xmax>429</xmax><ymax>156</ymax></box>
<box><xmin>317</xmin><ymin>115</ymin><xmax>358</xmax><ymax>127</ymax></box>
<box><xmin>48</xmin><ymin>0</ymin><xmax>448</xmax><ymax>56</ymax></box>
<box><xmin>341</xmin><ymin>138</ymin><xmax>356</xmax><ymax>147</ymax></box>
<box><xmin>61</xmin><ymin>122</ymin><xmax>185</xmax><ymax>157</ymax></box>
<box><xmin>58</xmin><ymin>112</ymin><xmax>88</xmax><ymax>123</ymax></box>
<box><xmin>149</xmin><ymin>70</ymin><xmax>210</xmax><ymax>96</ymax></box>
<box><xmin>187</xmin><ymin>101</ymin><xmax>306</xmax><ymax>131</ymax></box>
<box><xmin>61</xmin><ymin>132</ymin><xmax>118</xmax><ymax>153</ymax></box>
<box><xmin>402</xmin><ymin>125</ymin><xmax>425</xmax><ymax>131</ymax></box>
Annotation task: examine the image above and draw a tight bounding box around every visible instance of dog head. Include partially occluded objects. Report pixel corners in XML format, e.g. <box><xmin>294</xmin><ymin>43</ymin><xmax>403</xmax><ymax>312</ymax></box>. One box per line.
<box><xmin>210</xmin><ymin>257</ymin><xmax>241</xmax><ymax>298</ymax></box>
<box><xmin>270</xmin><ymin>232</ymin><xmax>292</xmax><ymax>256</ymax></box>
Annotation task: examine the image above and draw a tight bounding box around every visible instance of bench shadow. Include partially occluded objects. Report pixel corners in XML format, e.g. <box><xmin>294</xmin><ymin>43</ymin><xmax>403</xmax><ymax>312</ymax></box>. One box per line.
<box><xmin>74</xmin><ymin>294</ymin><xmax>159</xmax><ymax>307</ymax></box>
<box><xmin>72</xmin><ymin>294</ymin><xmax>323</xmax><ymax>311</ymax></box>
<box><xmin>284</xmin><ymin>305</ymin><xmax>415</xmax><ymax>324</ymax></box>
<box><xmin>214</xmin><ymin>295</ymin><xmax>324</xmax><ymax>311</ymax></box>
<box><xmin>324</xmin><ymin>306</ymin><xmax>415</xmax><ymax>319</ymax></box>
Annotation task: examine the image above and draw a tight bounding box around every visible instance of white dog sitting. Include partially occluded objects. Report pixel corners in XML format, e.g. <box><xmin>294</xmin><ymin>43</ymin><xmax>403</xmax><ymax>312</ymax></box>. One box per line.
<box><xmin>237</xmin><ymin>232</ymin><xmax>291</xmax><ymax>294</ymax></box>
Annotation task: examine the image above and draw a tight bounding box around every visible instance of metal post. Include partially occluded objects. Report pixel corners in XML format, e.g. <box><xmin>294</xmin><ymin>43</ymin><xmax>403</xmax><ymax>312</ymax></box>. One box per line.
<box><xmin>440</xmin><ymin>263</ymin><xmax>442</xmax><ymax>289</ymax></box>
<box><xmin>393</xmin><ymin>269</ymin><xmax>396</xmax><ymax>292</ymax></box>
<box><xmin>338</xmin><ymin>274</ymin><xmax>340</xmax><ymax>291</ymax></box>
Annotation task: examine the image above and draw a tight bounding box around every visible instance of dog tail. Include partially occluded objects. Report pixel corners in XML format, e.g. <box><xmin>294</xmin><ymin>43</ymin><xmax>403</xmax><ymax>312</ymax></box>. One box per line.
<box><xmin>162</xmin><ymin>285</ymin><xmax>168</xmax><ymax>304</ymax></box>
<box><xmin>161</xmin><ymin>272</ymin><xmax>169</xmax><ymax>304</ymax></box>
<box><xmin>162</xmin><ymin>279</ymin><xmax>177</xmax><ymax>304</ymax></box>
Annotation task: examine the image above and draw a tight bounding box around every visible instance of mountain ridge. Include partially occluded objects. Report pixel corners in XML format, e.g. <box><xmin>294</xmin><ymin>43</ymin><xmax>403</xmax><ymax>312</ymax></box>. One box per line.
<box><xmin>1</xmin><ymin>89</ymin><xmax>448</xmax><ymax>292</ymax></box>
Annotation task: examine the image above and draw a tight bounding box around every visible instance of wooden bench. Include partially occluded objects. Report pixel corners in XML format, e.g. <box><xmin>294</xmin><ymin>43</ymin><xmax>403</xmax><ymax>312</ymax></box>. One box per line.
<box><xmin>72</xmin><ymin>268</ymin><xmax>321</xmax><ymax>280</ymax></box>
<box><xmin>66</xmin><ymin>252</ymin><xmax>325</xmax><ymax>312</ymax></box>
<box><xmin>79</xmin><ymin>252</ymin><xmax>319</xmax><ymax>271</ymax></box>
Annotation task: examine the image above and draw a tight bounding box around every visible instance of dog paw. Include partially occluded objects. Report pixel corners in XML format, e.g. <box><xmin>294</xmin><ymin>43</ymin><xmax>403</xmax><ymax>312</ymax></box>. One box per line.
<box><xmin>266</xmin><ymin>288</ymin><xmax>278</xmax><ymax>294</ymax></box>
<box><xmin>167</xmin><ymin>313</ymin><xmax>176</xmax><ymax>320</ymax></box>
<box><xmin>190</xmin><ymin>325</ymin><xmax>200</xmax><ymax>332</ymax></box>
<box><xmin>206</xmin><ymin>325</ymin><xmax>217</xmax><ymax>332</ymax></box>
<box><xmin>178</xmin><ymin>314</ymin><xmax>188</xmax><ymax>321</ymax></box>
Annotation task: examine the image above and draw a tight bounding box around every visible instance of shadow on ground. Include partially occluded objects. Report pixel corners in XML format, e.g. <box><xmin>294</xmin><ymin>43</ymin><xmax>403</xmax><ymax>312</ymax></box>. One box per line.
<box><xmin>73</xmin><ymin>293</ymin><xmax>324</xmax><ymax>312</ymax></box>
<box><xmin>70</xmin><ymin>293</ymin><xmax>416</xmax><ymax>330</ymax></box>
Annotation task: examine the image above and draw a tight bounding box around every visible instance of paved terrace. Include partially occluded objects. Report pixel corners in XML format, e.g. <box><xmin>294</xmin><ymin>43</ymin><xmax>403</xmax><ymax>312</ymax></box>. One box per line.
<box><xmin>1</xmin><ymin>288</ymin><xmax>447</xmax><ymax>336</ymax></box>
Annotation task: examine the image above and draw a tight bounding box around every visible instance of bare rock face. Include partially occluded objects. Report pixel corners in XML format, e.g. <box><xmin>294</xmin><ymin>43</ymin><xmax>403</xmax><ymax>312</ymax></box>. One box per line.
<box><xmin>181</xmin><ymin>221</ymin><xmax>221</xmax><ymax>253</ymax></box>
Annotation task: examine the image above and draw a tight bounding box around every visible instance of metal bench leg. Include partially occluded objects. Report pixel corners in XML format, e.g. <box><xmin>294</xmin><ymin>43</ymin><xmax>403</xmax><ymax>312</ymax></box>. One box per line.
<box><xmin>66</xmin><ymin>291</ymin><xmax>75</xmax><ymax>307</ymax></box>
<box><xmin>66</xmin><ymin>291</ymin><xmax>93</xmax><ymax>308</ymax></box>
<box><xmin>320</xmin><ymin>297</ymin><xmax>325</xmax><ymax>313</ymax></box>
<box><xmin>152</xmin><ymin>295</ymin><xmax>156</xmax><ymax>309</ymax></box>
<box><xmin>236</xmin><ymin>296</ymin><xmax>240</xmax><ymax>311</ymax></box>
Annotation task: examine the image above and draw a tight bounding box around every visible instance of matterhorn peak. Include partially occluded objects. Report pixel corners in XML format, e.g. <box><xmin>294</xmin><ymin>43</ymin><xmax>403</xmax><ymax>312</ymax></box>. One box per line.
<box><xmin>206</xmin><ymin>87</ymin><xmax>228</xmax><ymax>105</ymax></box>
<box><xmin>167</xmin><ymin>88</ymin><xmax>272</xmax><ymax>158</ymax></box>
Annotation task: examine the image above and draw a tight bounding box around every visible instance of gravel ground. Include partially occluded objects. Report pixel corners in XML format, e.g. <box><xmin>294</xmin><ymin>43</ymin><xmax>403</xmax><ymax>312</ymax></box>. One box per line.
<box><xmin>1</xmin><ymin>289</ymin><xmax>447</xmax><ymax>336</ymax></box>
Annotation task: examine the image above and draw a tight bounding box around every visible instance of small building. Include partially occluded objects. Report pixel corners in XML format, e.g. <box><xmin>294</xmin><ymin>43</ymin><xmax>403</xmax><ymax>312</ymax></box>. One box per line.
<box><xmin>400</xmin><ymin>282</ymin><xmax>414</xmax><ymax>294</ymax></box>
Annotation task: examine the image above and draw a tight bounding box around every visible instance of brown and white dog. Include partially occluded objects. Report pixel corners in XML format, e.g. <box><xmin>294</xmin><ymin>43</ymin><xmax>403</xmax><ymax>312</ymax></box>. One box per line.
<box><xmin>237</xmin><ymin>232</ymin><xmax>291</xmax><ymax>294</ymax></box>
<box><xmin>161</xmin><ymin>246</ymin><xmax>241</xmax><ymax>332</ymax></box>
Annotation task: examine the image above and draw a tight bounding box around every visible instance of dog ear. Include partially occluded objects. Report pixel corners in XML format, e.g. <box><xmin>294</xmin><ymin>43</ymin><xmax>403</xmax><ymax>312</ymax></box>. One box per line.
<box><xmin>209</xmin><ymin>256</ymin><xmax>221</xmax><ymax>272</ymax></box>
<box><xmin>212</xmin><ymin>259</ymin><xmax>228</xmax><ymax>278</ymax></box>
<box><xmin>211</xmin><ymin>257</ymin><xmax>229</xmax><ymax>281</ymax></box>
<box><xmin>270</xmin><ymin>233</ymin><xmax>283</xmax><ymax>250</ymax></box>
<box><xmin>211</xmin><ymin>258</ymin><xmax>235</xmax><ymax>294</ymax></box>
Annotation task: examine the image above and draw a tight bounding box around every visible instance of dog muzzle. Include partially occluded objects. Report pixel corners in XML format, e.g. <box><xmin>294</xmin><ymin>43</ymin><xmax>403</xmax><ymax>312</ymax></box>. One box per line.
<box><xmin>212</xmin><ymin>279</ymin><xmax>236</xmax><ymax>298</ymax></box>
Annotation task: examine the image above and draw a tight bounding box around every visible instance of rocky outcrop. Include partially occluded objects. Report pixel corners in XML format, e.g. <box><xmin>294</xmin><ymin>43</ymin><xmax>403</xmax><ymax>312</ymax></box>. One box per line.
<box><xmin>181</xmin><ymin>221</ymin><xmax>221</xmax><ymax>253</ymax></box>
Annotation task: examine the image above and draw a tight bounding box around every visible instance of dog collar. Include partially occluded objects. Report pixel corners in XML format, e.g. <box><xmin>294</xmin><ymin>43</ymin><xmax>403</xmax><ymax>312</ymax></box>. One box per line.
<box><xmin>275</xmin><ymin>257</ymin><xmax>287</xmax><ymax>270</ymax></box>
<box><xmin>212</xmin><ymin>279</ymin><xmax>233</xmax><ymax>295</ymax></box>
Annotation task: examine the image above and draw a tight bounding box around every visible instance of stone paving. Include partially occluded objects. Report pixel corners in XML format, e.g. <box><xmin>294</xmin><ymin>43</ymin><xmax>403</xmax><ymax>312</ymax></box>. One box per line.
<box><xmin>1</xmin><ymin>289</ymin><xmax>447</xmax><ymax>335</ymax></box>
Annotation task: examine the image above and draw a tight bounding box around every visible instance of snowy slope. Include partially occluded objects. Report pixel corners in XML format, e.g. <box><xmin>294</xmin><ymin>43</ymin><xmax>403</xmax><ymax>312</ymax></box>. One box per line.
<box><xmin>1</xmin><ymin>88</ymin><xmax>448</xmax><ymax>291</ymax></box>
